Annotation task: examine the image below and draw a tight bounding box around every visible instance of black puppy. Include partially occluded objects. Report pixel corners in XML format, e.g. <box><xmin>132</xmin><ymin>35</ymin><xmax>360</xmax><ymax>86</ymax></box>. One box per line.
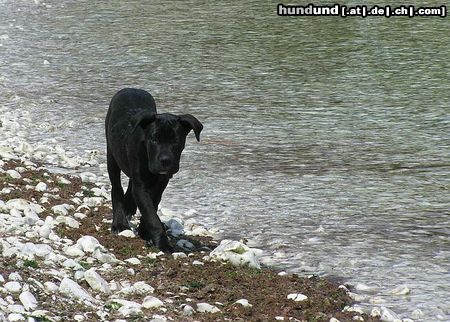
<box><xmin>105</xmin><ymin>88</ymin><xmax>203</xmax><ymax>252</ymax></box>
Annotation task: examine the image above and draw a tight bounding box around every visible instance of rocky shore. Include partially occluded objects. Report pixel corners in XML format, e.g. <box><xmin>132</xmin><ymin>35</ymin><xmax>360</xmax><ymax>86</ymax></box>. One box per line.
<box><xmin>0</xmin><ymin>106</ymin><xmax>411</xmax><ymax>321</ymax></box>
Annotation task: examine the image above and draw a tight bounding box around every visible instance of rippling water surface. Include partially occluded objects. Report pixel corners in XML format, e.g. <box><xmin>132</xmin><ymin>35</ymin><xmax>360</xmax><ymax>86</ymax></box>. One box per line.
<box><xmin>1</xmin><ymin>1</ymin><xmax>449</xmax><ymax>320</ymax></box>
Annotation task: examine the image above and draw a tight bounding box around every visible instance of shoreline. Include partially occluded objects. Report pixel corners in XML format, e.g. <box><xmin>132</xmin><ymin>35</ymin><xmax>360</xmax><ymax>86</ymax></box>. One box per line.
<box><xmin>0</xmin><ymin>107</ymin><xmax>411</xmax><ymax>321</ymax></box>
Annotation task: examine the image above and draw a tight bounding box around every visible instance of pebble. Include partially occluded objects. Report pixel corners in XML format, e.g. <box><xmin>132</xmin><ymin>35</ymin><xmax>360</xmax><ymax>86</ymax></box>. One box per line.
<box><xmin>133</xmin><ymin>281</ymin><xmax>154</xmax><ymax>294</ymax></box>
<box><xmin>192</xmin><ymin>260</ymin><xmax>204</xmax><ymax>265</ymax></box>
<box><xmin>6</xmin><ymin>169</ymin><xmax>21</xmax><ymax>179</ymax></box>
<box><xmin>182</xmin><ymin>304</ymin><xmax>195</xmax><ymax>316</ymax></box>
<box><xmin>235</xmin><ymin>299</ymin><xmax>252</xmax><ymax>307</ymax></box>
<box><xmin>196</xmin><ymin>302</ymin><xmax>220</xmax><ymax>313</ymax></box>
<box><xmin>125</xmin><ymin>257</ymin><xmax>141</xmax><ymax>265</ymax></box>
<box><xmin>4</xmin><ymin>281</ymin><xmax>22</xmax><ymax>293</ymax></box>
<box><xmin>118</xmin><ymin>230</ymin><xmax>135</xmax><ymax>238</ymax></box>
<box><xmin>287</xmin><ymin>293</ymin><xmax>308</xmax><ymax>302</ymax></box>
<box><xmin>59</xmin><ymin>277</ymin><xmax>94</xmax><ymax>301</ymax></box>
<box><xmin>172</xmin><ymin>252</ymin><xmax>187</xmax><ymax>259</ymax></box>
<box><xmin>84</xmin><ymin>269</ymin><xmax>111</xmax><ymax>294</ymax></box>
<box><xmin>7</xmin><ymin>313</ymin><xmax>25</xmax><ymax>321</ymax></box>
<box><xmin>76</xmin><ymin>236</ymin><xmax>101</xmax><ymax>253</ymax></box>
<box><xmin>388</xmin><ymin>285</ymin><xmax>411</xmax><ymax>296</ymax></box>
<box><xmin>19</xmin><ymin>291</ymin><xmax>37</xmax><ymax>310</ymax></box>
<box><xmin>209</xmin><ymin>239</ymin><xmax>262</xmax><ymax>269</ymax></box>
<box><xmin>380</xmin><ymin>307</ymin><xmax>401</xmax><ymax>321</ymax></box>
<box><xmin>142</xmin><ymin>295</ymin><xmax>164</xmax><ymax>309</ymax></box>
<box><xmin>35</xmin><ymin>182</ymin><xmax>47</xmax><ymax>192</ymax></box>
<box><xmin>44</xmin><ymin>281</ymin><xmax>59</xmax><ymax>293</ymax></box>
<box><xmin>64</xmin><ymin>245</ymin><xmax>85</xmax><ymax>257</ymax></box>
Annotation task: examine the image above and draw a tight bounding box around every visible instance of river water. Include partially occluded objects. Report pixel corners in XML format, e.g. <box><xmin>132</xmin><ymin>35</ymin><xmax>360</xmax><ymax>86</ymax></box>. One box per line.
<box><xmin>1</xmin><ymin>1</ymin><xmax>449</xmax><ymax>320</ymax></box>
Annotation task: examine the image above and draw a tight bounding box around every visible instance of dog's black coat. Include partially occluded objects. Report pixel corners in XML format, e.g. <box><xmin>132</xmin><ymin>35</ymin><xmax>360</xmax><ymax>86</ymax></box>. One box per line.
<box><xmin>105</xmin><ymin>88</ymin><xmax>203</xmax><ymax>252</ymax></box>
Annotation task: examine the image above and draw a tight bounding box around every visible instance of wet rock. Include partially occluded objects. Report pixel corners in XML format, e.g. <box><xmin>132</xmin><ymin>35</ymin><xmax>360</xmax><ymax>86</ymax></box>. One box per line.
<box><xmin>209</xmin><ymin>239</ymin><xmax>262</xmax><ymax>269</ymax></box>
<box><xmin>84</xmin><ymin>269</ymin><xmax>111</xmax><ymax>294</ymax></box>
<box><xmin>411</xmin><ymin>309</ymin><xmax>424</xmax><ymax>319</ymax></box>
<box><xmin>142</xmin><ymin>295</ymin><xmax>164</xmax><ymax>309</ymax></box>
<box><xmin>196</xmin><ymin>302</ymin><xmax>220</xmax><ymax>313</ymax></box>
<box><xmin>388</xmin><ymin>285</ymin><xmax>410</xmax><ymax>296</ymax></box>
<box><xmin>59</xmin><ymin>277</ymin><xmax>94</xmax><ymax>301</ymax></box>
<box><xmin>19</xmin><ymin>291</ymin><xmax>37</xmax><ymax>310</ymax></box>
<box><xmin>287</xmin><ymin>293</ymin><xmax>308</xmax><ymax>302</ymax></box>
<box><xmin>176</xmin><ymin>239</ymin><xmax>194</xmax><ymax>249</ymax></box>
<box><xmin>380</xmin><ymin>307</ymin><xmax>401</xmax><ymax>321</ymax></box>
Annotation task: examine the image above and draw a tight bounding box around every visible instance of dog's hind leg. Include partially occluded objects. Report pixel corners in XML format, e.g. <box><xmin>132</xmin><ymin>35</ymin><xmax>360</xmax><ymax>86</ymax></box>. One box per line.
<box><xmin>107</xmin><ymin>148</ymin><xmax>130</xmax><ymax>233</ymax></box>
<box><xmin>124</xmin><ymin>179</ymin><xmax>137</xmax><ymax>221</ymax></box>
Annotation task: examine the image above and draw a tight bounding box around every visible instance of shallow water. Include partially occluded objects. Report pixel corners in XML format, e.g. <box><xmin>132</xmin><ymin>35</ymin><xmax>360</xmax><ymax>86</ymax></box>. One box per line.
<box><xmin>1</xmin><ymin>1</ymin><xmax>449</xmax><ymax>320</ymax></box>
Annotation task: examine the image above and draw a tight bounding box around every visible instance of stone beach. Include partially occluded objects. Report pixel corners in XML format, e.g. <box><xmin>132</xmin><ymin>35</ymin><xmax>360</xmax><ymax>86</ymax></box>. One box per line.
<box><xmin>0</xmin><ymin>106</ymin><xmax>413</xmax><ymax>321</ymax></box>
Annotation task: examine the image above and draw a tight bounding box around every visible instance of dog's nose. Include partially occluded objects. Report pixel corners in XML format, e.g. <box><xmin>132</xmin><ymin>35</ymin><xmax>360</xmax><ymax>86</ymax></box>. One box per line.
<box><xmin>159</xmin><ymin>156</ymin><xmax>172</xmax><ymax>168</ymax></box>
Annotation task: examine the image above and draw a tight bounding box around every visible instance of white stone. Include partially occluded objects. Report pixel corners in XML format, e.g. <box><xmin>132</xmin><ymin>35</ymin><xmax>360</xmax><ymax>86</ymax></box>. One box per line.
<box><xmin>118</xmin><ymin>230</ymin><xmax>135</xmax><ymax>238</ymax></box>
<box><xmin>8</xmin><ymin>272</ymin><xmax>22</xmax><ymax>281</ymax></box>
<box><xmin>7</xmin><ymin>313</ymin><xmax>25</xmax><ymax>321</ymax></box>
<box><xmin>59</xmin><ymin>277</ymin><xmax>93</xmax><ymax>301</ymax></box>
<box><xmin>74</xmin><ymin>314</ymin><xmax>85</xmax><ymax>321</ymax></box>
<box><xmin>5</xmin><ymin>281</ymin><xmax>22</xmax><ymax>293</ymax></box>
<box><xmin>51</xmin><ymin>204</ymin><xmax>74</xmax><ymax>216</ymax></box>
<box><xmin>76</xmin><ymin>236</ymin><xmax>101</xmax><ymax>253</ymax></box>
<box><xmin>125</xmin><ymin>257</ymin><xmax>141</xmax><ymax>265</ymax></box>
<box><xmin>38</xmin><ymin>225</ymin><xmax>52</xmax><ymax>239</ymax></box>
<box><xmin>275</xmin><ymin>317</ymin><xmax>284</xmax><ymax>321</ymax></box>
<box><xmin>354</xmin><ymin>283</ymin><xmax>377</xmax><ymax>293</ymax></box>
<box><xmin>209</xmin><ymin>239</ymin><xmax>262</xmax><ymax>269</ymax></box>
<box><xmin>287</xmin><ymin>293</ymin><xmax>308</xmax><ymax>302</ymax></box>
<box><xmin>235</xmin><ymin>299</ymin><xmax>252</xmax><ymax>307</ymax></box>
<box><xmin>380</xmin><ymin>307</ymin><xmax>401</xmax><ymax>321</ymax></box>
<box><xmin>192</xmin><ymin>260</ymin><xmax>204</xmax><ymax>265</ymax></box>
<box><xmin>57</xmin><ymin>177</ymin><xmax>71</xmax><ymax>185</ymax></box>
<box><xmin>133</xmin><ymin>281</ymin><xmax>154</xmax><ymax>294</ymax></box>
<box><xmin>150</xmin><ymin>314</ymin><xmax>167</xmax><ymax>322</ymax></box>
<box><xmin>6</xmin><ymin>169</ymin><xmax>21</xmax><ymax>179</ymax></box>
<box><xmin>196</xmin><ymin>302</ymin><xmax>220</xmax><ymax>313</ymax></box>
<box><xmin>6</xmin><ymin>199</ymin><xmax>29</xmax><ymax>211</ymax></box>
<box><xmin>371</xmin><ymin>307</ymin><xmax>382</xmax><ymax>317</ymax></box>
<box><xmin>84</xmin><ymin>269</ymin><xmax>111</xmax><ymax>294</ymax></box>
<box><xmin>64</xmin><ymin>245</ymin><xmax>85</xmax><ymax>257</ymax></box>
<box><xmin>329</xmin><ymin>318</ymin><xmax>340</xmax><ymax>322</ymax></box>
<box><xmin>411</xmin><ymin>309</ymin><xmax>424</xmax><ymax>319</ymax></box>
<box><xmin>19</xmin><ymin>291</ymin><xmax>37</xmax><ymax>310</ymax></box>
<box><xmin>78</xmin><ymin>172</ymin><xmax>97</xmax><ymax>183</ymax></box>
<box><xmin>182</xmin><ymin>304</ymin><xmax>195</xmax><ymax>316</ymax></box>
<box><xmin>142</xmin><ymin>295</ymin><xmax>164</xmax><ymax>309</ymax></box>
<box><xmin>172</xmin><ymin>252</ymin><xmax>187</xmax><ymax>259</ymax></box>
<box><xmin>111</xmin><ymin>299</ymin><xmax>142</xmax><ymax>317</ymax></box>
<box><xmin>82</xmin><ymin>197</ymin><xmax>104</xmax><ymax>207</ymax></box>
<box><xmin>35</xmin><ymin>182</ymin><xmax>47</xmax><ymax>192</ymax></box>
<box><xmin>388</xmin><ymin>285</ymin><xmax>410</xmax><ymax>296</ymax></box>
<box><xmin>44</xmin><ymin>281</ymin><xmax>58</xmax><ymax>293</ymax></box>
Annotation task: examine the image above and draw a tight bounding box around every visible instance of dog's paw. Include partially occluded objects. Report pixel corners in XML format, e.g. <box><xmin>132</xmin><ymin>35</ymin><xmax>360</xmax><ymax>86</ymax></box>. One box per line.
<box><xmin>155</xmin><ymin>236</ymin><xmax>174</xmax><ymax>254</ymax></box>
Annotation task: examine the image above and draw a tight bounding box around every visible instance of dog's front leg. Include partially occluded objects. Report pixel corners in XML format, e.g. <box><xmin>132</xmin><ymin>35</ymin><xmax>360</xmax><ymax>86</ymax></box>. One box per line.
<box><xmin>132</xmin><ymin>182</ymin><xmax>173</xmax><ymax>253</ymax></box>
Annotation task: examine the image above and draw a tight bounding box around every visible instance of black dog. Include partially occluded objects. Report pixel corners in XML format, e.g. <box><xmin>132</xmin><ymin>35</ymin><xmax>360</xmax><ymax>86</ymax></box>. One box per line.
<box><xmin>105</xmin><ymin>88</ymin><xmax>203</xmax><ymax>252</ymax></box>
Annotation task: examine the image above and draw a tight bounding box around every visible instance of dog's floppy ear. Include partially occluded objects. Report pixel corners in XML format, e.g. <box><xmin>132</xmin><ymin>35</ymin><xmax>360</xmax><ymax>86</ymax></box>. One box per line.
<box><xmin>130</xmin><ymin>111</ymin><xmax>156</xmax><ymax>133</ymax></box>
<box><xmin>179</xmin><ymin>114</ymin><xmax>203</xmax><ymax>141</ymax></box>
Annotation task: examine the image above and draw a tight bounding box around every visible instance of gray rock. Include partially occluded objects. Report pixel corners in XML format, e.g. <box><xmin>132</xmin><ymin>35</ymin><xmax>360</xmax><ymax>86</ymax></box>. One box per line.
<box><xmin>196</xmin><ymin>302</ymin><xmax>220</xmax><ymax>313</ymax></box>
<box><xmin>84</xmin><ymin>269</ymin><xmax>111</xmax><ymax>294</ymax></box>
<box><xmin>59</xmin><ymin>277</ymin><xmax>94</xmax><ymax>301</ymax></box>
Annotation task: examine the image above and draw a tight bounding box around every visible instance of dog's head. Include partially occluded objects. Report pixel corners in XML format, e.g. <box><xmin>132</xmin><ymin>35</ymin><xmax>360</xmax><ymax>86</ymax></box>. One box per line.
<box><xmin>132</xmin><ymin>111</ymin><xmax>203</xmax><ymax>175</ymax></box>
